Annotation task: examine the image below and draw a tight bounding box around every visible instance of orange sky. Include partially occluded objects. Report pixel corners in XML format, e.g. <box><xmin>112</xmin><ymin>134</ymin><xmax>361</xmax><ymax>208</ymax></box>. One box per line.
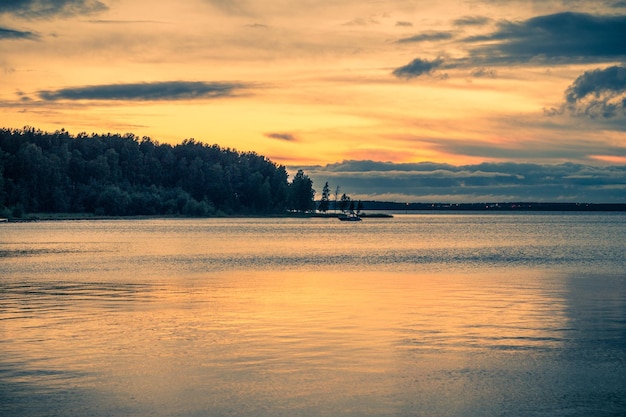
<box><xmin>1</xmin><ymin>1</ymin><xmax>626</xmax><ymax>201</ymax></box>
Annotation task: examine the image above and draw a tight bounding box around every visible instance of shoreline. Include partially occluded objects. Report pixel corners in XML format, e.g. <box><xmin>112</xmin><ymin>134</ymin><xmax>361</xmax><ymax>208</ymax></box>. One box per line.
<box><xmin>2</xmin><ymin>212</ymin><xmax>394</xmax><ymax>222</ymax></box>
<box><xmin>4</xmin><ymin>207</ymin><xmax>626</xmax><ymax>222</ymax></box>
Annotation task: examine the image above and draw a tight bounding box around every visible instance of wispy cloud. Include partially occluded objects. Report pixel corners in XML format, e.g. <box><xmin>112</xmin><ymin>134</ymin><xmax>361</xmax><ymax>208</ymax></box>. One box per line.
<box><xmin>470</xmin><ymin>67</ymin><xmax>496</xmax><ymax>78</ymax></box>
<box><xmin>245</xmin><ymin>23</ymin><xmax>268</xmax><ymax>29</ymax></box>
<box><xmin>453</xmin><ymin>16</ymin><xmax>491</xmax><ymax>27</ymax></box>
<box><xmin>0</xmin><ymin>0</ymin><xmax>107</xmax><ymax>19</ymax></box>
<box><xmin>342</xmin><ymin>17</ymin><xmax>380</xmax><ymax>26</ymax></box>
<box><xmin>392</xmin><ymin>57</ymin><xmax>445</xmax><ymax>79</ymax></box>
<box><xmin>0</xmin><ymin>26</ymin><xmax>38</xmax><ymax>40</ymax></box>
<box><xmin>202</xmin><ymin>0</ymin><xmax>251</xmax><ymax>16</ymax></box>
<box><xmin>88</xmin><ymin>19</ymin><xmax>169</xmax><ymax>25</ymax></box>
<box><xmin>412</xmin><ymin>133</ymin><xmax>626</xmax><ymax>161</ymax></box>
<box><xmin>265</xmin><ymin>132</ymin><xmax>297</xmax><ymax>141</ymax></box>
<box><xmin>38</xmin><ymin>81</ymin><xmax>250</xmax><ymax>101</ymax></box>
<box><xmin>396</xmin><ymin>31</ymin><xmax>455</xmax><ymax>44</ymax></box>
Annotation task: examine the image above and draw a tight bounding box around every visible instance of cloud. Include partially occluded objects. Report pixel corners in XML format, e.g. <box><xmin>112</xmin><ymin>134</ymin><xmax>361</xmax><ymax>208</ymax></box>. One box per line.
<box><xmin>392</xmin><ymin>57</ymin><xmax>444</xmax><ymax>79</ymax></box>
<box><xmin>454</xmin><ymin>16</ymin><xmax>491</xmax><ymax>26</ymax></box>
<box><xmin>566</xmin><ymin>66</ymin><xmax>626</xmax><ymax>101</ymax></box>
<box><xmin>203</xmin><ymin>0</ymin><xmax>248</xmax><ymax>15</ymax></box>
<box><xmin>552</xmin><ymin>65</ymin><xmax>626</xmax><ymax>119</ymax></box>
<box><xmin>393</xmin><ymin>12</ymin><xmax>626</xmax><ymax>79</ymax></box>
<box><xmin>0</xmin><ymin>0</ymin><xmax>107</xmax><ymax>19</ymax></box>
<box><xmin>396</xmin><ymin>31</ymin><xmax>454</xmax><ymax>43</ymax></box>
<box><xmin>265</xmin><ymin>132</ymin><xmax>297</xmax><ymax>141</ymax></box>
<box><xmin>471</xmin><ymin>67</ymin><xmax>496</xmax><ymax>78</ymax></box>
<box><xmin>88</xmin><ymin>19</ymin><xmax>168</xmax><ymax>25</ymax></box>
<box><xmin>38</xmin><ymin>81</ymin><xmax>250</xmax><ymax>101</ymax></box>
<box><xmin>395</xmin><ymin>21</ymin><xmax>413</xmax><ymax>27</ymax></box>
<box><xmin>412</xmin><ymin>134</ymin><xmax>626</xmax><ymax>161</ymax></box>
<box><xmin>464</xmin><ymin>12</ymin><xmax>626</xmax><ymax>64</ymax></box>
<box><xmin>0</xmin><ymin>26</ymin><xmax>38</xmax><ymax>40</ymax></box>
<box><xmin>342</xmin><ymin>17</ymin><xmax>380</xmax><ymax>26</ymax></box>
<box><xmin>299</xmin><ymin>160</ymin><xmax>626</xmax><ymax>203</ymax></box>
<box><xmin>565</xmin><ymin>65</ymin><xmax>626</xmax><ymax>110</ymax></box>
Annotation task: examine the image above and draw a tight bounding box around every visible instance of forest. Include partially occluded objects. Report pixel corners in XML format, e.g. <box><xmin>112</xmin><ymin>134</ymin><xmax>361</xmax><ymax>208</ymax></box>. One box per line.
<box><xmin>0</xmin><ymin>127</ymin><xmax>316</xmax><ymax>218</ymax></box>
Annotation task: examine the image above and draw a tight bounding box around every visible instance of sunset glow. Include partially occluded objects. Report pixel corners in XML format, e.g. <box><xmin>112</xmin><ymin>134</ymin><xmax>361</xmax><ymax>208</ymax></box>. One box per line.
<box><xmin>1</xmin><ymin>0</ymin><xmax>625</xmax><ymax>201</ymax></box>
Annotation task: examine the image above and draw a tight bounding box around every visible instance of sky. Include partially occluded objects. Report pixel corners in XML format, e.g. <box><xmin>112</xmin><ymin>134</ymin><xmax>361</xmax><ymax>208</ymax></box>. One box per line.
<box><xmin>1</xmin><ymin>0</ymin><xmax>626</xmax><ymax>202</ymax></box>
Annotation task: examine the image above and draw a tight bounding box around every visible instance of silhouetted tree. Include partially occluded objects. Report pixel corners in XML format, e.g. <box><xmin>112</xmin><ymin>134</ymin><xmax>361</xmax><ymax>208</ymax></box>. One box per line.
<box><xmin>318</xmin><ymin>181</ymin><xmax>330</xmax><ymax>212</ymax></box>
<box><xmin>288</xmin><ymin>169</ymin><xmax>315</xmax><ymax>212</ymax></box>
<box><xmin>339</xmin><ymin>193</ymin><xmax>351</xmax><ymax>213</ymax></box>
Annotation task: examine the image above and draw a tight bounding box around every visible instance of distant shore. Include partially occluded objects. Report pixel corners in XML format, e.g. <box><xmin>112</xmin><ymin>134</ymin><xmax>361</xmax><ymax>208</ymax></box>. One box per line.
<box><xmin>359</xmin><ymin>201</ymin><xmax>626</xmax><ymax>212</ymax></box>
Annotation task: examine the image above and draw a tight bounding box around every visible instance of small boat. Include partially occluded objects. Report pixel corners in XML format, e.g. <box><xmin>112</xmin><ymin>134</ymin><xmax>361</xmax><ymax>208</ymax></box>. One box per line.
<box><xmin>338</xmin><ymin>213</ymin><xmax>362</xmax><ymax>221</ymax></box>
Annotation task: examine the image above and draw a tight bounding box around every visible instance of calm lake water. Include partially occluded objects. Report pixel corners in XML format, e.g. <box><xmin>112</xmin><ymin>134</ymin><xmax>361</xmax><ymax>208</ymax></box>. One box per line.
<box><xmin>1</xmin><ymin>213</ymin><xmax>625</xmax><ymax>417</ymax></box>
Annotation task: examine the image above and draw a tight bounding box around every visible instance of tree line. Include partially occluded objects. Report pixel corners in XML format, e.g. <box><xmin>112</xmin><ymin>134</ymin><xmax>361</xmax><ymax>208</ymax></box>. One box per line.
<box><xmin>0</xmin><ymin>127</ymin><xmax>316</xmax><ymax>217</ymax></box>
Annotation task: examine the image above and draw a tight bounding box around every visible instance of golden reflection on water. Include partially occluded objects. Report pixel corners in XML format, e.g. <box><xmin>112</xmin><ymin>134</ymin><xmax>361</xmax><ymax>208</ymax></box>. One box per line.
<box><xmin>3</xmin><ymin>216</ymin><xmax>625</xmax><ymax>416</ymax></box>
<box><xmin>2</xmin><ymin>268</ymin><xmax>571</xmax><ymax>416</ymax></box>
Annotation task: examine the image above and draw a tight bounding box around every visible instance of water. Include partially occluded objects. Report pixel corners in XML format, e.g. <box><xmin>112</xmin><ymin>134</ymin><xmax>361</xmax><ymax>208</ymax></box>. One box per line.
<box><xmin>1</xmin><ymin>213</ymin><xmax>625</xmax><ymax>416</ymax></box>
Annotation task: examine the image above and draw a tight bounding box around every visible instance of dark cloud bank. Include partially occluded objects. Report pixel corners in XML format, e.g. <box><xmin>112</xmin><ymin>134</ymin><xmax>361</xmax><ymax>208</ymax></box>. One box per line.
<box><xmin>393</xmin><ymin>11</ymin><xmax>626</xmax><ymax>78</ymax></box>
<box><xmin>38</xmin><ymin>81</ymin><xmax>249</xmax><ymax>101</ymax></box>
<box><xmin>465</xmin><ymin>11</ymin><xmax>626</xmax><ymax>64</ymax></box>
<box><xmin>300</xmin><ymin>161</ymin><xmax>626</xmax><ymax>203</ymax></box>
